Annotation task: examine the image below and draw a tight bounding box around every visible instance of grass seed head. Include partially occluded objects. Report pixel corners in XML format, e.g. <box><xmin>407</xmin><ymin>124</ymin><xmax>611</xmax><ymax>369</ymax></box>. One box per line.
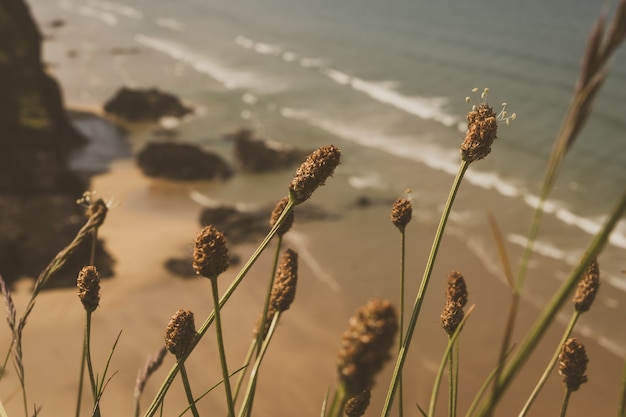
<box><xmin>77</xmin><ymin>266</ymin><xmax>100</xmax><ymax>312</ymax></box>
<box><xmin>344</xmin><ymin>389</ymin><xmax>371</xmax><ymax>417</ymax></box>
<box><xmin>461</xmin><ymin>103</ymin><xmax>498</xmax><ymax>163</ymax></box>
<box><xmin>390</xmin><ymin>198</ymin><xmax>413</xmax><ymax>231</ymax></box>
<box><xmin>193</xmin><ymin>225</ymin><xmax>230</xmax><ymax>279</ymax></box>
<box><xmin>270</xmin><ymin>196</ymin><xmax>295</xmax><ymax>237</ymax></box>
<box><xmin>337</xmin><ymin>298</ymin><xmax>398</xmax><ymax>396</ymax></box>
<box><xmin>164</xmin><ymin>309</ymin><xmax>196</xmax><ymax>358</ymax></box>
<box><xmin>270</xmin><ymin>249</ymin><xmax>299</xmax><ymax>312</ymax></box>
<box><xmin>559</xmin><ymin>338</ymin><xmax>589</xmax><ymax>392</ymax></box>
<box><xmin>289</xmin><ymin>145</ymin><xmax>341</xmax><ymax>204</ymax></box>
<box><xmin>446</xmin><ymin>270</ymin><xmax>468</xmax><ymax>308</ymax></box>
<box><xmin>573</xmin><ymin>258</ymin><xmax>600</xmax><ymax>313</ymax></box>
<box><xmin>441</xmin><ymin>299</ymin><xmax>465</xmax><ymax>336</ymax></box>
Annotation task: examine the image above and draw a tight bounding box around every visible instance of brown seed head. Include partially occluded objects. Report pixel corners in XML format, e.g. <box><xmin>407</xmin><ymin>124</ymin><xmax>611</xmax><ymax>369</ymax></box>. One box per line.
<box><xmin>77</xmin><ymin>266</ymin><xmax>100</xmax><ymax>312</ymax></box>
<box><xmin>573</xmin><ymin>258</ymin><xmax>600</xmax><ymax>313</ymax></box>
<box><xmin>446</xmin><ymin>270</ymin><xmax>468</xmax><ymax>308</ymax></box>
<box><xmin>460</xmin><ymin>103</ymin><xmax>498</xmax><ymax>163</ymax></box>
<box><xmin>270</xmin><ymin>196</ymin><xmax>295</xmax><ymax>237</ymax></box>
<box><xmin>270</xmin><ymin>249</ymin><xmax>299</xmax><ymax>312</ymax></box>
<box><xmin>289</xmin><ymin>145</ymin><xmax>341</xmax><ymax>204</ymax></box>
<box><xmin>441</xmin><ymin>299</ymin><xmax>465</xmax><ymax>336</ymax></box>
<box><xmin>192</xmin><ymin>225</ymin><xmax>229</xmax><ymax>279</ymax></box>
<box><xmin>337</xmin><ymin>298</ymin><xmax>398</xmax><ymax>396</ymax></box>
<box><xmin>344</xmin><ymin>389</ymin><xmax>371</xmax><ymax>417</ymax></box>
<box><xmin>164</xmin><ymin>309</ymin><xmax>197</xmax><ymax>358</ymax></box>
<box><xmin>559</xmin><ymin>338</ymin><xmax>588</xmax><ymax>392</ymax></box>
<box><xmin>390</xmin><ymin>198</ymin><xmax>412</xmax><ymax>231</ymax></box>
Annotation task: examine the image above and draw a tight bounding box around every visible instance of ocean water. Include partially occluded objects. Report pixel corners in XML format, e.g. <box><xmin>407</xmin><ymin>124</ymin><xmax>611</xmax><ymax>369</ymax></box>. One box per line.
<box><xmin>30</xmin><ymin>0</ymin><xmax>625</xmax><ymax>353</ymax></box>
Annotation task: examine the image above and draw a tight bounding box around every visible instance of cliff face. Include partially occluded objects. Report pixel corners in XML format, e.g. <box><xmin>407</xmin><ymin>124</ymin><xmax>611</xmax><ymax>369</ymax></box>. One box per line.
<box><xmin>0</xmin><ymin>0</ymin><xmax>113</xmax><ymax>287</ymax></box>
<box><xmin>0</xmin><ymin>0</ymin><xmax>85</xmax><ymax>194</ymax></box>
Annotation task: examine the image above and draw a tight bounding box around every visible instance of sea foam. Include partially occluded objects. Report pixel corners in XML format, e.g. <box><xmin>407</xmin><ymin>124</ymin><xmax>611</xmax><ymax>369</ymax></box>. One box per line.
<box><xmin>135</xmin><ymin>34</ymin><xmax>282</xmax><ymax>93</ymax></box>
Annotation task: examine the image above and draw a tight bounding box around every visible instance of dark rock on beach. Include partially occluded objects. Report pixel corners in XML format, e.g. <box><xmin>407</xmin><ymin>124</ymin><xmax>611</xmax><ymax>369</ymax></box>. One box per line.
<box><xmin>104</xmin><ymin>87</ymin><xmax>193</xmax><ymax>122</ymax></box>
<box><xmin>137</xmin><ymin>142</ymin><xmax>233</xmax><ymax>181</ymax></box>
<box><xmin>198</xmin><ymin>202</ymin><xmax>339</xmax><ymax>245</ymax></box>
<box><xmin>227</xmin><ymin>128</ymin><xmax>311</xmax><ymax>172</ymax></box>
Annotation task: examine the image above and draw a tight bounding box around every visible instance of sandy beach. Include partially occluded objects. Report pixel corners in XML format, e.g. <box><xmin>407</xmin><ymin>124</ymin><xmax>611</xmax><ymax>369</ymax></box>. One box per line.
<box><xmin>1</xmin><ymin>148</ymin><xmax>624</xmax><ymax>417</ymax></box>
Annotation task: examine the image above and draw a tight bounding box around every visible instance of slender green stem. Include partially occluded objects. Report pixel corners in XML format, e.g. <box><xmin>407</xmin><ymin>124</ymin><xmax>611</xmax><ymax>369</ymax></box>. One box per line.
<box><xmin>559</xmin><ymin>389</ymin><xmax>572</xmax><ymax>417</ymax></box>
<box><xmin>256</xmin><ymin>236</ymin><xmax>283</xmax><ymax>357</ymax></box>
<box><xmin>518</xmin><ymin>313</ymin><xmax>579</xmax><ymax>417</ymax></box>
<box><xmin>143</xmin><ymin>200</ymin><xmax>294</xmax><ymax>417</ymax></box>
<box><xmin>232</xmin><ymin>340</ymin><xmax>257</xmax><ymax>405</ymax></box>
<box><xmin>618</xmin><ymin>356</ymin><xmax>626</xmax><ymax>417</ymax></box>
<box><xmin>474</xmin><ymin>189</ymin><xmax>626</xmax><ymax>416</ymax></box>
<box><xmin>84</xmin><ymin>312</ymin><xmax>97</xmax><ymax>400</ymax></box>
<box><xmin>210</xmin><ymin>277</ymin><xmax>235</xmax><ymax>417</ymax></box>
<box><xmin>76</xmin><ymin>318</ymin><xmax>88</xmax><ymax>417</ymax></box>
<box><xmin>237</xmin><ymin>312</ymin><xmax>280</xmax><ymax>417</ymax></box>
<box><xmin>326</xmin><ymin>383</ymin><xmax>347</xmax><ymax>417</ymax></box>
<box><xmin>381</xmin><ymin>160</ymin><xmax>470</xmax><ymax>417</ymax></box>
<box><xmin>398</xmin><ymin>230</ymin><xmax>406</xmax><ymax>417</ymax></box>
<box><xmin>428</xmin><ymin>305</ymin><xmax>474</xmax><ymax>417</ymax></box>
<box><xmin>449</xmin><ymin>340</ymin><xmax>460</xmax><ymax>417</ymax></box>
<box><xmin>448</xmin><ymin>343</ymin><xmax>454</xmax><ymax>417</ymax></box>
<box><xmin>179</xmin><ymin>363</ymin><xmax>200</xmax><ymax>417</ymax></box>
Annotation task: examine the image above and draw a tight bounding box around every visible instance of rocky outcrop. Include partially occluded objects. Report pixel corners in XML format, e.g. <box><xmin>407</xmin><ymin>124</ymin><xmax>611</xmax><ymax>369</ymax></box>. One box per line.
<box><xmin>0</xmin><ymin>0</ymin><xmax>113</xmax><ymax>288</ymax></box>
<box><xmin>198</xmin><ymin>202</ymin><xmax>338</xmax><ymax>244</ymax></box>
<box><xmin>137</xmin><ymin>142</ymin><xmax>233</xmax><ymax>181</ymax></box>
<box><xmin>0</xmin><ymin>0</ymin><xmax>84</xmax><ymax>147</ymax></box>
<box><xmin>227</xmin><ymin>129</ymin><xmax>311</xmax><ymax>172</ymax></box>
<box><xmin>104</xmin><ymin>87</ymin><xmax>193</xmax><ymax>122</ymax></box>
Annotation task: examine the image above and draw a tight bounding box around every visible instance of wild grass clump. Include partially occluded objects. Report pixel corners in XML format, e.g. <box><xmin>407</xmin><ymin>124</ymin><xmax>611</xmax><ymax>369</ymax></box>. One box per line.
<box><xmin>1</xmin><ymin>1</ymin><xmax>626</xmax><ymax>416</ymax></box>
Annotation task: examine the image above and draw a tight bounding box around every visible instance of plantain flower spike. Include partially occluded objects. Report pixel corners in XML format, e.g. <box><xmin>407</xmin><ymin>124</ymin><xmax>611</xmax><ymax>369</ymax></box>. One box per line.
<box><xmin>270</xmin><ymin>249</ymin><xmax>299</xmax><ymax>312</ymax></box>
<box><xmin>164</xmin><ymin>309</ymin><xmax>197</xmax><ymax>358</ymax></box>
<box><xmin>289</xmin><ymin>145</ymin><xmax>341</xmax><ymax>204</ymax></box>
<box><xmin>461</xmin><ymin>87</ymin><xmax>515</xmax><ymax>163</ymax></box>
<box><xmin>446</xmin><ymin>270</ymin><xmax>468</xmax><ymax>308</ymax></box>
<box><xmin>77</xmin><ymin>265</ymin><xmax>101</xmax><ymax>312</ymax></box>
<box><xmin>390</xmin><ymin>198</ymin><xmax>412</xmax><ymax>232</ymax></box>
<box><xmin>344</xmin><ymin>389</ymin><xmax>371</xmax><ymax>417</ymax></box>
<box><xmin>558</xmin><ymin>338</ymin><xmax>589</xmax><ymax>392</ymax></box>
<box><xmin>270</xmin><ymin>196</ymin><xmax>295</xmax><ymax>237</ymax></box>
<box><xmin>573</xmin><ymin>258</ymin><xmax>600</xmax><ymax>313</ymax></box>
<box><xmin>441</xmin><ymin>299</ymin><xmax>465</xmax><ymax>336</ymax></box>
<box><xmin>337</xmin><ymin>298</ymin><xmax>398</xmax><ymax>396</ymax></box>
<box><xmin>193</xmin><ymin>225</ymin><xmax>230</xmax><ymax>279</ymax></box>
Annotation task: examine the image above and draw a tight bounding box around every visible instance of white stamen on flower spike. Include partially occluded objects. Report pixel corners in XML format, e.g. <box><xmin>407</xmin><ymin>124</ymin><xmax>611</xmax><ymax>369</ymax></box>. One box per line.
<box><xmin>466</xmin><ymin>88</ymin><xmax>517</xmax><ymax>126</ymax></box>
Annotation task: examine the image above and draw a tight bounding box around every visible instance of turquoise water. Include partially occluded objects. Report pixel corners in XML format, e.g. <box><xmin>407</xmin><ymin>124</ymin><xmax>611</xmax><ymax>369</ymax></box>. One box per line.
<box><xmin>31</xmin><ymin>0</ymin><xmax>626</xmax><ymax>352</ymax></box>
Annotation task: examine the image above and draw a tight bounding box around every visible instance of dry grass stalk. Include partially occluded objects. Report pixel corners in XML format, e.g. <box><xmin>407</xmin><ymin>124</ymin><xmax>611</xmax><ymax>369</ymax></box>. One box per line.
<box><xmin>134</xmin><ymin>346</ymin><xmax>168</xmax><ymax>404</ymax></box>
